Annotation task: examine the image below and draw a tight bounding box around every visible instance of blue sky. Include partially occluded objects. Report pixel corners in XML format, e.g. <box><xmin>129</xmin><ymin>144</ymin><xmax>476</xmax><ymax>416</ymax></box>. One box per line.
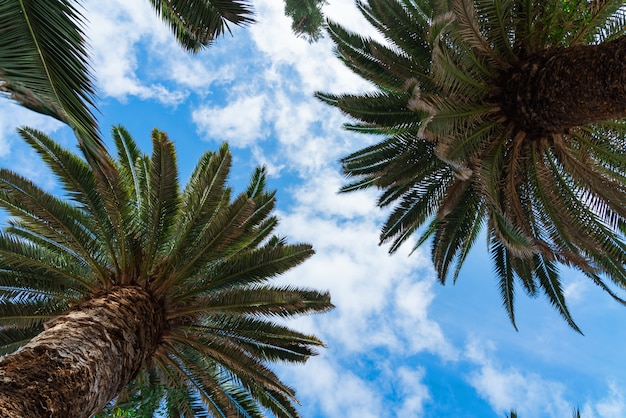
<box><xmin>1</xmin><ymin>1</ymin><xmax>626</xmax><ymax>417</ymax></box>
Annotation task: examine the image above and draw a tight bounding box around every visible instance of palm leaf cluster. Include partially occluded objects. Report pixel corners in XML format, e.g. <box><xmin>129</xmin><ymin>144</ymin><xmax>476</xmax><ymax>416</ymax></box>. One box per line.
<box><xmin>284</xmin><ymin>0</ymin><xmax>327</xmax><ymax>42</ymax></box>
<box><xmin>318</xmin><ymin>0</ymin><xmax>626</xmax><ymax>331</ymax></box>
<box><xmin>0</xmin><ymin>0</ymin><xmax>100</xmax><ymax>151</ymax></box>
<box><xmin>0</xmin><ymin>126</ymin><xmax>332</xmax><ymax>417</ymax></box>
<box><xmin>148</xmin><ymin>0</ymin><xmax>255</xmax><ymax>52</ymax></box>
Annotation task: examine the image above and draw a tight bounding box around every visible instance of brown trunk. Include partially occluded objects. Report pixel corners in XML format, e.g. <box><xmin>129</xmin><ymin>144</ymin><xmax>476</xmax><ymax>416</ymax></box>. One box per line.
<box><xmin>0</xmin><ymin>286</ymin><xmax>165</xmax><ymax>418</ymax></box>
<box><xmin>502</xmin><ymin>35</ymin><xmax>626</xmax><ymax>135</ymax></box>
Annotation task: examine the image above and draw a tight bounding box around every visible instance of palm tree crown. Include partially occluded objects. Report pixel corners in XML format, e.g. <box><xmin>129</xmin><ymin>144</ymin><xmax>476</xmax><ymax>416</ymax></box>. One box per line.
<box><xmin>317</xmin><ymin>0</ymin><xmax>626</xmax><ymax>331</ymax></box>
<box><xmin>0</xmin><ymin>126</ymin><xmax>332</xmax><ymax>416</ymax></box>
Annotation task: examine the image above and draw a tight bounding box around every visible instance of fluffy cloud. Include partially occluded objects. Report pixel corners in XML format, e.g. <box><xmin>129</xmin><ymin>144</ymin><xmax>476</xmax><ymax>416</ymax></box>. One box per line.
<box><xmin>580</xmin><ymin>382</ymin><xmax>626</xmax><ymax>418</ymax></box>
<box><xmin>0</xmin><ymin>102</ymin><xmax>55</xmax><ymax>157</ymax></box>
<box><xmin>465</xmin><ymin>339</ymin><xmax>575</xmax><ymax>417</ymax></box>
<box><xmin>192</xmin><ymin>95</ymin><xmax>268</xmax><ymax>147</ymax></box>
<box><xmin>281</xmin><ymin>357</ymin><xmax>384</xmax><ymax>418</ymax></box>
<box><xmin>84</xmin><ymin>0</ymin><xmax>189</xmax><ymax>104</ymax></box>
<box><xmin>0</xmin><ymin>102</ymin><xmax>69</xmax><ymax>190</ymax></box>
<box><xmin>5</xmin><ymin>1</ymin><xmax>624</xmax><ymax>417</ymax></box>
<box><xmin>395</xmin><ymin>366</ymin><xmax>431</xmax><ymax>417</ymax></box>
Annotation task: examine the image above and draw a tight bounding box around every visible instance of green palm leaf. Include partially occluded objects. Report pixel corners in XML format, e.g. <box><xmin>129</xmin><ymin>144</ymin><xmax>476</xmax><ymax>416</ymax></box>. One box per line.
<box><xmin>0</xmin><ymin>0</ymin><xmax>100</xmax><ymax>152</ymax></box>
<box><xmin>148</xmin><ymin>0</ymin><xmax>255</xmax><ymax>52</ymax></box>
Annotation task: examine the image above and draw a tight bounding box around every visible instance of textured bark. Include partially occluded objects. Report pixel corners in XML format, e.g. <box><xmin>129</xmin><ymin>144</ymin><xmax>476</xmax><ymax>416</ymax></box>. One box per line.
<box><xmin>0</xmin><ymin>286</ymin><xmax>165</xmax><ymax>418</ymax></box>
<box><xmin>502</xmin><ymin>35</ymin><xmax>626</xmax><ymax>134</ymax></box>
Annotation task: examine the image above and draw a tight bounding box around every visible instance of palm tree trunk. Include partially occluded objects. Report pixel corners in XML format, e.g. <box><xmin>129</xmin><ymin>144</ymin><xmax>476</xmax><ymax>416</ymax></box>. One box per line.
<box><xmin>502</xmin><ymin>35</ymin><xmax>626</xmax><ymax>134</ymax></box>
<box><xmin>0</xmin><ymin>286</ymin><xmax>164</xmax><ymax>418</ymax></box>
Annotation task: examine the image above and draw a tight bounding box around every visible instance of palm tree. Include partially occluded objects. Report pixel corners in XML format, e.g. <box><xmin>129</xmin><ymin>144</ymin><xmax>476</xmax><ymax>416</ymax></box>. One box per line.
<box><xmin>0</xmin><ymin>125</ymin><xmax>332</xmax><ymax>417</ymax></box>
<box><xmin>317</xmin><ymin>0</ymin><xmax>626</xmax><ymax>331</ymax></box>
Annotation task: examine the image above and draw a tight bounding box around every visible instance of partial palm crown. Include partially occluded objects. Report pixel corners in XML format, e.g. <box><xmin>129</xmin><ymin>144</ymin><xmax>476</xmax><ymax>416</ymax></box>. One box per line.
<box><xmin>317</xmin><ymin>0</ymin><xmax>626</xmax><ymax>331</ymax></box>
<box><xmin>0</xmin><ymin>126</ymin><xmax>332</xmax><ymax>417</ymax></box>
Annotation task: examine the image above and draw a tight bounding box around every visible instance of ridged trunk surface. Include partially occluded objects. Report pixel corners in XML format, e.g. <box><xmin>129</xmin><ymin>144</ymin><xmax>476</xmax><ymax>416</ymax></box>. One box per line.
<box><xmin>0</xmin><ymin>286</ymin><xmax>164</xmax><ymax>418</ymax></box>
<box><xmin>502</xmin><ymin>35</ymin><xmax>626</xmax><ymax>134</ymax></box>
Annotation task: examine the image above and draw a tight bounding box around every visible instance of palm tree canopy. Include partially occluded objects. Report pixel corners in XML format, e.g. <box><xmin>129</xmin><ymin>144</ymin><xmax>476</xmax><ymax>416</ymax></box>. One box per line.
<box><xmin>0</xmin><ymin>125</ymin><xmax>332</xmax><ymax>417</ymax></box>
<box><xmin>148</xmin><ymin>0</ymin><xmax>255</xmax><ymax>52</ymax></box>
<box><xmin>318</xmin><ymin>0</ymin><xmax>626</xmax><ymax>331</ymax></box>
<box><xmin>284</xmin><ymin>0</ymin><xmax>327</xmax><ymax>42</ymax></box>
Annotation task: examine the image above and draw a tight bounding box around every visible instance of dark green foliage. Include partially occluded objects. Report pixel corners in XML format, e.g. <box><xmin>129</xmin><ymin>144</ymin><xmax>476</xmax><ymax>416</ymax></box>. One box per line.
<box><xmin>0</xmin><ymin>0</ymin><xmax>100</xmax><ymax>153</ymax></box>
<box><xmin>284</xmin><ymin>0</ymin><xmax>327</xmax><ymax>42</ymax></box>
<box><xmin>0</xmin><ymin>126</ymin><xmax>333</xmax><ymax>417</ymax></box>
<box><xmin>148</xmin><ymin>0</ymin><xmax>256</xmax><ymax>52</ymax></box>
<box><xmin>319</xmin><ymin>0</ymin><xmax>626</xmax><ymax>331</ymax></box>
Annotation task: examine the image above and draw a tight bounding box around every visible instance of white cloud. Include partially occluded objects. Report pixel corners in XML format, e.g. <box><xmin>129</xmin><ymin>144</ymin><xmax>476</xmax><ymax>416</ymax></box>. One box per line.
<box><xmin>595</xmin><ymin>382</ymin><xmax>626</xmax><ymax>418</ymax></box>
<box><xmin>274</xmin><ymin>164</ymin><xmax>456</xmax><ymax>362</ymax></box>
<box><xmin>162</xmin><ymin>58</ymin><xmax>237</xmax><ymax>91</ymax></box>
<box><xmin>280</xmin><ymin>356</ymin><xmax>432</xmax><ymax>418</ymax></box>
<box><xmin>394</xmin><ymin>279</ymin><xmax>457</xmax><ymax>360</ymax></box>
<box><xmin>84</xmin><ymin>0</ymin><xmax>189</xmax><ymax>105</ymax></box>
<box><xmin>563</xmin><ymin>277</ymin><xmax>588</xmax><ymax>306</ymax></box>
<box><xmin>580</xmin><ymin>381</ymin><xmax>626</xmax><ymax>418</ymax></box>
<box><xmin>192</xmin><ymin>95</ymin><xmax>267</xmax><ymax>146</ymax></box>
<box><xmin>465</xmin><ymin>339</ymin><xmax>573</xmax><ymax>417</ymax></box>
<box><xmin>0</xmin><ymin>102</ymin><xmax>66</xmax><ymax>156</ymax></box>
<box><xmin>0</xmin><ymin>101</ymin><xmax>78</xmax><ymax>193</ymax></box>
<box><xmin>395</xmin><ymin>367</ymin><xmax>431</xmax><ymax>417</ymax></box>
<box><xmin>249</xmin><ymin>0</ymin><xmax>378</xmax><ymax>94</ymax></box>
<box><xmin>282</xmin><ymin>356</ymin><xmax>383</xmax><ymax>418</ymax></box>
<box><xmin>6</xmin><ymin>2</ymin><xmax>623</xmax><ymax>418</ymax></box>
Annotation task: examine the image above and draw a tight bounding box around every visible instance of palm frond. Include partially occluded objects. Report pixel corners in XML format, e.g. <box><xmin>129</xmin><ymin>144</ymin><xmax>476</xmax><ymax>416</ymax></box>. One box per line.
<box><xmin>491</xmin><ymin>237</ymin><xmax>517</xmax><ymax>329</ymax></box>
<box><xmin>320</xmin><ymin>0</ymin><xmax>626</xmax><ymax>331</ymax></box>
<box><xmin>0</xmin><ymin>295</ymin><xmax>65</xmax><ymax>329</ymax></box>
<box><xmin>0</xmin><ymin>0</ymin><xmax>100</xmax><ymax>151</ymax></box>
<box><xmin>112</xmin><ymin>126</ymin><xmax>145</xmax><ymax>217</ymax></box>
<box><xmin>451</xmin><ymin>0</ymin><xmax>509</xmax><ymax>67</ymax></box>
<box><xmin>170</xmin><ymin>286</ymin><xmax>332</xmax><ymax>320</ymax></box>
<box><xmin>18</xmin><ymin>128</ymin><xmax>120</xmax><ymax>279</ymax></box>
<box><xmin>182</xmin><ymin>316</ymin><xmax>325</xmax><ymax>363</ymax></box>
<box><xmin>148</xmin><ymin>0</ymin><xmax>255</xmax><ymax>52</ymax></box>
<box><xmin>569</xmin><ymin>0</ymin><xmax>625</xmax><ymax>44</ymax></box>
<box><xmin>0</xmin><ymin>125</ymin><xmax>331</xmax><ymax>417</ymax></box>
<box><xmin>534</xmin><ymin>255</ymin><xmax>581</xmax><ymax>333</ymax></box>
<box><xmin>160</xmin><ymin>144</ymin><xmax>233</xmax><ymax>281</ymax></box>
<box><xmin>139</xmin><ymin>129</ymin><xmax>180</xmax><ymax>281</ymax></box>
<box><xmin>0</xmin><ymin>327</ymin><xmax>41</xmax><ymax>356</ymax></box>
<box><xmin>173</xmin><ymin>243</ymin><xmax>315</xmax><ymax>300</ymax></box>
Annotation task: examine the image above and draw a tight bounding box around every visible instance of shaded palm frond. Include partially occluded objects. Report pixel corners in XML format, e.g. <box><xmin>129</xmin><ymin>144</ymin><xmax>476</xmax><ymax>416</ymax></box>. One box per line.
<box><xmin>148</xmin><ymin>0</ymin><xmax>256</xmax><ymax>52</ymax></box>
<box><xmin>0</xmin><ymin>0</ymin><xmax>100</xmax><ymax>152</ymax></box>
